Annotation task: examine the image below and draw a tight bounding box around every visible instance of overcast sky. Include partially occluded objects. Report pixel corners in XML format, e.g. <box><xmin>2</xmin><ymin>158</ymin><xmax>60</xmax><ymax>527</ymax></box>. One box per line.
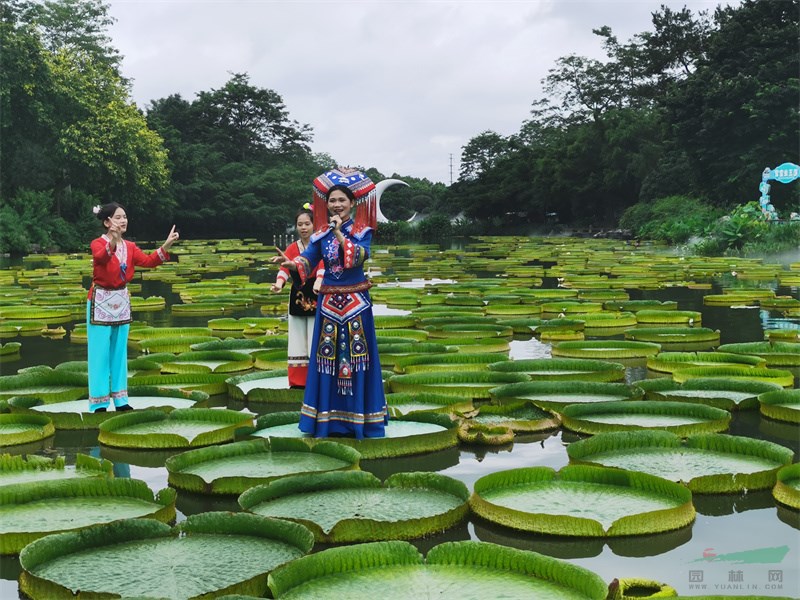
<box><xmin>106</xmin><ymin>0</ymin><xmax>729</xmax><ymax>184</ymax></box>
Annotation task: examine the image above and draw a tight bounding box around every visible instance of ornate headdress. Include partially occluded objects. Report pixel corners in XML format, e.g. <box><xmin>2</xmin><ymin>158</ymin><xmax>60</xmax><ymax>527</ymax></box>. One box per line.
<box><xmin>311</xmin><ymin>167</ymin><xmax>377</xmax><ymax>233</ymax></box>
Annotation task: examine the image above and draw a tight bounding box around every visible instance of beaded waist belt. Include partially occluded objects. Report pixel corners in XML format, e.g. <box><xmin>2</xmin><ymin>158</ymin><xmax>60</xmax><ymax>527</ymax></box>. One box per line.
<box><xmin>319</xmin><ymin>281</ymin><xmax>372</xmax><ymax>294</ymax></box>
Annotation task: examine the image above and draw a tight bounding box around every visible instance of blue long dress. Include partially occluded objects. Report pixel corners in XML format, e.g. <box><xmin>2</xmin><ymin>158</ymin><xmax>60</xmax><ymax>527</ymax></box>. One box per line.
<box><xmin>292</xmin><ymin>219</ymin><xmax>388</xmax><ymax>438</ymax></box>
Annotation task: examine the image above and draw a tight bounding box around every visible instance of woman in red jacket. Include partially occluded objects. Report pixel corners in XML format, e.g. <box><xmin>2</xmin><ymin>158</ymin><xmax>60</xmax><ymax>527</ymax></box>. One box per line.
<box><xmin>271</xmin><ymin>205</ymin><xmax>324</xmax><ymax>388</ymax></box>
<box><xmin>87</xmin><ymin>202</ymin><xmax>179</xmax><ymax>413</ymax></box>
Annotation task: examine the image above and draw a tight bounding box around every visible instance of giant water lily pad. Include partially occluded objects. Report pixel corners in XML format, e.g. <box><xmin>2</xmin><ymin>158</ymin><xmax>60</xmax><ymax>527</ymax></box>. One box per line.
<box><xmin>394</xmin><ymin>352</ymin><xmax>508</xmax><ymax>374</ymax></box>
<box><xmin>0</xmin><ymin>478</ymin><xmax>176</xmax><ymax>554</ymax></box>
<box><xmin>160</xmin><ymin>350</ymin><xmax>254</xmax><ymax>374</ymax></box>
<box><xmin>19</xmin><ymin>512</ymin><xmax>313</xmax><ymax>599</ymax></box>
<box><xmin>386</xmin><ymin>392</ymin><xmax>474</xmax><ymax>416</ymax></box>
<box><xmin>551</xmin><ymin>340</ymin><xmax>661</xmax><ymax>360</ymax></box>
<box><xmin>378</xmin><ymin>343</ymin><xmax>456</xmax><ymax>369</ymax></box>
<box><xmin>634</xmin><ymin>309</ymin><xmax>701</xmax><ymax>325</ymax></box>
<box><xmin>191</xmin><ymin>338</ymin><xmax>265</xmax><ymax>353</ymax></box>
<box><xmin>0</xmin><ymin>453</ymin><xmax>112</xmax><ymax>488</ymax></box>
<box><xmin>8</xmin><ymin>387</ymin><xmax>208</xmax><ymax>429</ymax></box>
<box><xmin>0</xmin><ymin>322</ymin><xmax>44</xmax><ymax>337</ymax></box>
<box><xmin>239</xmin><ymin>471</ymin><xmax>469</xmax><ymax>543</ymax></box>
<box><xmin>425</xmin><ymin>323</ymin><xmax>514</xmax><ymax>339</ymax></box>
<box><xmin>166</xmin><ymin>437</ymin><xmax>361</xmax><ymax>495</ymax></box>
<box><xmin>758</xmin><ymin>389</ymin><xmax>800</xmax><ymax>423</ymax></box>
<box><xmin>465</xmin><ymin>401</ymin><xmax>560</xmax><ymax>433</ymax></box>
<box><xmin>560</xmin><ymin>401</ymin><xmax>730</xmax><ymax>436</ymax></box>
<box><xmin>267</xmin><ymin>540</ymin><xmax>608</xmax><ymax>599</ymax></box>
<box><xmin>773</xmin><ymin>463</ymin><xmax>800</xmax><ymax>510</ymax></box>
<box><xmin>251</xmin><ymin>348</ymin><xmax>288</xmax><ymax>370</ymax></box>
<box><xmin>139</xmin><ymin>334</ymin><xmax>221</xmax><ymax>353</ymax></box>
<box><xmin>0</xmin><ymin>370</ymin><xmax>88</xmax><ymax>402</ymax></box>
<box><xmin>0</xmin><ymin>413</ymin><xmax>55</xmax><ymax>447</ymax></box>
<box><xmin>388</xmin><ymin>371</ymin><xmax>530</xmax><ymax>399</ymax></box>
<box><xmin>489</xmin><ymin>381</ymin><xmax>643</xmax><ymax>411</ymax></box>
<box><xmin>624</xmin><ymin>327</ymin><xmax>720</xmax><ymax>351</ymax></box>
<box><xmin>567</xmin><ymin>431</ymin><xmax>794</xmax><ymax>493</ymax></box>
<box><xmin>456</xmin><ymin>420</ymin><xmax>515</xmax><ymax>445</ymax></box>
<box><xmin>646</xmin><ymin>351</ymin><xmax>766</xmax><ymax>374</ymax></box>
<box><xmin>488</xmin><ymin>358</ymin><xmax>625</xmax><ymax>382</ymax></box>
<box><xmin>426</xmin><ymin>336</ymin><xmax>511</xmax><ymax>353</ymax></box>
<box><xmin>98</xmin><ymin>408</ymin><xmax>254</xmax><ymax>449</ymax></box>
<box><xmin>471</xmin><ymin>465</ymin><xmax>694</xmax><ymax>537</ymax></box>
<box><xmin>129</xmin><ymin>373</ymin><xmax>231</xmax><ymax>395</ymax></box>
<box><xmin>0</xmin><ymin>306</ymin><xmax>72</xmax><ymax>321</ymax></box>
<box><xmin>607</xmin><ymin>578</ymin><xmax>677</xmax><ymax>600</ymax></box>
<box><xmin>717</xmin><ymin>341</ymin><xmax>800</xmax><ymax>367</ymax></box>
<box><xmin>671</xmin><ymin>365</ymin><xmax>795</xmax><ymax>387</ymax></box>
<box><xmin>207</xmin><ymin>317</ymin><xmax>285</xmax><ymax>335</ymax></box>
<box><xmin>225</xmin><ymin>370</ymin><xmax>300</xmax><ymax>404</ymax></box>
<box><xmin>635</xmin><ymin>377</ymin><xmax>782</xmax><ymax>411</ymax></box>
<box><xmin>0</xmin><ymin>342</ymin><xmax>21</xmax><ymax>355</ymax></box>
<box><xmin>251</xmin><ymin>411</ymin><xmax>458</xmax><ymax>459</ymax></box>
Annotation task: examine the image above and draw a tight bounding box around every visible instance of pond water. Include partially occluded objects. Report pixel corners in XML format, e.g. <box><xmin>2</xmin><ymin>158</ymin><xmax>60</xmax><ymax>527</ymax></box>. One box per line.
<box><xmin>1</xmin><ymin>242</ymin><xmax>799</xmax><ymax>598</ymax></box>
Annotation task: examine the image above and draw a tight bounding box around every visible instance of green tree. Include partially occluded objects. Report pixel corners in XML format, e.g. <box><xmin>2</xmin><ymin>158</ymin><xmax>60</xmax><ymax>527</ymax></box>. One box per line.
<box><xmin>49</xmin><ymin>51</ymin><xmax>169</xmax><ymax>213</ymax></box>
<box><xmin>458</xmin><ymin>131</ymin><xmax>509</xmax><ymax>181</ymax></box>
<box><xmin>146</xmin><ymin>76</ymin><xmax>320</xmax><ymax>239</ymax></box>
<box><xmin>20</xmin><ymin>0</ymin><xmax>121</xmax><ymax>72</ymax></box>
<box><xmin>639</xmin><ymin>0</ymin><xmax>799</xmax><ymax>205</ymax></box>
<box><xmin>192</xmin><ymin>73</ymin><xmax>313</xmax><ymax>162</ymax></box>
<box><xmin>0</xmin><ymin>0</ymin><xmax>170</xmax><ymax>251</ymax></box>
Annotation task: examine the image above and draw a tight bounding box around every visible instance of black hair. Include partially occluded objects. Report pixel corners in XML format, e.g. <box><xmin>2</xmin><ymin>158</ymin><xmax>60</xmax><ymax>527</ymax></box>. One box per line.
<box><xmin>96</xmin><ymin>202</ymin><xmax>126</xmax><ymax>225</ymax></box>
<box><xmin>295</xmin><ymin>206</ymin><xmax>314</xmax><ymax>222</ymax></box>
<box><xmin>325</xmin><ymin>185</ymin><xmax>355</xmax><ymax>202</ymax></box>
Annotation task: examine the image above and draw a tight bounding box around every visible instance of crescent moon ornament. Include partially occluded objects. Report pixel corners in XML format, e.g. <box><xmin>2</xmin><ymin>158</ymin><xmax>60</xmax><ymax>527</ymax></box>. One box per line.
<box><xmin>374</xmin><ymin>179</ymin><xmax>415</xmax><ymax>223</ymax></box>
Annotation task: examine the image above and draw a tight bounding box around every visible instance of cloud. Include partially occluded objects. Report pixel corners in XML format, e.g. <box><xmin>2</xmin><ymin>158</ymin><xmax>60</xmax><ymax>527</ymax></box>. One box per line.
<box><xmin>108</xmin><ymin>0</ymin><xmax>731</xmax><ymax>183</ymax></box>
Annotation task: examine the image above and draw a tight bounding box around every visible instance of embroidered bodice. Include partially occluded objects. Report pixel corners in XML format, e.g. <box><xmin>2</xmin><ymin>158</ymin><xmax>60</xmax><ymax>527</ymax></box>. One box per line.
<box><xmin>294</xmin><ymin>220</ymin><xmax>371</xmax><ymax>287</ymax></box>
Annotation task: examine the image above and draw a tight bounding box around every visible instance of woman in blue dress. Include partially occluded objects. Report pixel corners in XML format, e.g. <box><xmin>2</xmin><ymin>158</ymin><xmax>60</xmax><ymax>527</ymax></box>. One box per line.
<box><xmin>274</xmin><ymin>168</ymin><xmax>388</xmax><ymax>438</ymax></box>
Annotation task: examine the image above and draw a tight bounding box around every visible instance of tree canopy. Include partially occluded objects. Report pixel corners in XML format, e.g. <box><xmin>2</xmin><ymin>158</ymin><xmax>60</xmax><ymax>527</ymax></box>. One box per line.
<box><xmin>449</xmin><ymin>0</ymin><xmax>799</xmax><ymax>228</ymax></box>
<box><xmin>1</xmin><ymin>0</ymin><xmax>797</xmax><ymax>253</ymax></box>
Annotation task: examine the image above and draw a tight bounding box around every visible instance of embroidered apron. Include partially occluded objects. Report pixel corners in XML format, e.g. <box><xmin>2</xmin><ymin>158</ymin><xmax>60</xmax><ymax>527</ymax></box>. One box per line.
<box><xmin>90</xmin><ymin>287</ymin><xmax>132</xmax><ymax>325</ymax></box>
<box><xmin>317</xmin><ymin>290</ymin><xmax>371</xmax><ymax>395</ymax></box>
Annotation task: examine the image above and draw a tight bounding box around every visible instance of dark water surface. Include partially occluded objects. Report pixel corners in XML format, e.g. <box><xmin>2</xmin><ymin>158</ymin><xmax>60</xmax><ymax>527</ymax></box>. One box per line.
<box><xmin>1</xmin><ymin>247</ymin><xmax>799</xmax><ymax>598</ymax></box>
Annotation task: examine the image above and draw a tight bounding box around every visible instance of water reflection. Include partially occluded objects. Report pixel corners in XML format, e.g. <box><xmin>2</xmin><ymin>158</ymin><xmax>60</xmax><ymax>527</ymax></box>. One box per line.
<box><xmin>360</xmin><ymin>446</ymin><xmax>461</xmax><ymax>481</ymax></box>
<box><xmin>474</xmin><ymin>518</ymin><xmax>694</xmax><ymax>560</ymax></box>
<box><xmin>0</xmin><ymin>437</ymin><xmax>53</xmax><ymax>457</ymax></box>
<box><xmin>472</xmin><ymin>517</ymin><xmax>604</xmax><ymax>558</ymax></box>
<box><xmin>692</xmin><ymin>489</ymin><xmax>775</xmax><ymax>516</ymax></box>
<box><xmin>758</xmin><ymin>418</ymin><xmax>800</xmax><ymax>455</ymax></box>
<box><xmin>776</xmin><ymin>504</ymin><xmax>800</xmax><ymax>530</ymax></box>
<box><xmin>88</xmin><ymin>446</ymin><xmax>130</xmax><ymax>478</ymax></box>
<box><xmin>306</xmin><ymin>516</ymin><xmax>472</xmax><ymax>561</ymax></box>
<box><xmin>733</xmin><ymin>410</ymin><xmax>800</xmax><ymax>456</ymax></box>
<box><xmin>407</xmin><ymin>520</ymin><xmax>472</xmax><ymax>555</ymax></box>
<box><xmin>53</xmin><ymin>429</ymin><xmax>99</xmax><ymax>457</ymax></box>
<box><xmin>100</xmin><ymin>445</ymin><xmax>185</xmax><ymax>469</ymax></box>
<box><xmin>607</xmin><ymin>525</ymin><xmax>693</xmax><ymax>557</ymax></box>
<box><xmin>177</xmin><ymin>489</ymin><xmax>241</xmax><ymax>517</ymax></box>
<box><xmin>0</xmin><ymin>558</ymin><xmax>22</xmax><ymax>592</ymax></box>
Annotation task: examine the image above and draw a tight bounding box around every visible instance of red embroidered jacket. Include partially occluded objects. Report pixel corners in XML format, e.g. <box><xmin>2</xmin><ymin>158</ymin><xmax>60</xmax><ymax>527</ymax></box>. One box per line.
<box><xmin>87</xmin><ymin>235</ymin><xmax>168</xmax><ymax>298</ymax></box>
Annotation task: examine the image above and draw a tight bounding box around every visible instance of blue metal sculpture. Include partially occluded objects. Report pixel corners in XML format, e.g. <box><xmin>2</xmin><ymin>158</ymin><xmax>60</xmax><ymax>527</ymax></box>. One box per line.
<box><xmin>758</xmin><ymin>162</ymin><xmax>800</xmax><ymax>220</ymax></box>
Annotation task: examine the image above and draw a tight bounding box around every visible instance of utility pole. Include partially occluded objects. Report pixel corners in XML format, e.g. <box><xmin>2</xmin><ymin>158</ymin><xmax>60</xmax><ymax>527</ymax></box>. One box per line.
<box><xmin>449</xmin><ymin>153</ymin><xmax>454</xmax><ymax>185</ymax></box>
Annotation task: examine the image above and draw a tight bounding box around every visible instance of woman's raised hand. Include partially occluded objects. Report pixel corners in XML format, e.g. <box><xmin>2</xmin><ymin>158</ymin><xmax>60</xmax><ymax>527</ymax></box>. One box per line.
<box><xmin>107</xmin><ymin>224</ymin><xmax>123</xmax><ymax>247</ymax></box>
<box><xmin>271</xmin><ymin>246</ymin><xmax>297</xmax><ymax>271</ymax></box>
<box><xmin>163</xmin><ymin>225</ymin><xmax>179</xmax><ymax>251</ymax></box>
